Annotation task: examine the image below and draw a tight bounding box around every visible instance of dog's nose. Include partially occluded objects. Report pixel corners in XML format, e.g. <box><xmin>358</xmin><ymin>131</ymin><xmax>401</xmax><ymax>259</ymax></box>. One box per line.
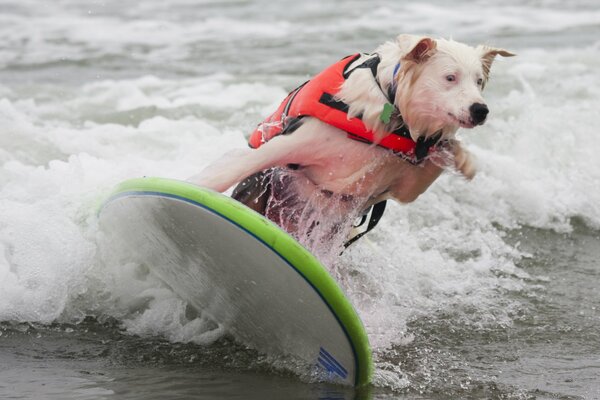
<box><xmin>469</xmin><ymin>103</ymin><xmax>489</xmax><ymax>125</ymax></box>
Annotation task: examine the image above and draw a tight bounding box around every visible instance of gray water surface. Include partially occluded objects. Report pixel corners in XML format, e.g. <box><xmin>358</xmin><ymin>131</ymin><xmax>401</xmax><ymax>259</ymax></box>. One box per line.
<box><xmin>2</xmin><ymin>224</ymin><xmax>599</xmax><ymax>399</ymax></box>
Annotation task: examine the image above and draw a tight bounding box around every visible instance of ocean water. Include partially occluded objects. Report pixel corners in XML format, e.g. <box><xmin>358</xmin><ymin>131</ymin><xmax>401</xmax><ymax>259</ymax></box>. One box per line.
<box><xmin>1</xmin><ymin>0</ymin><xmax>600</xmax><ymax>399</ymax></box>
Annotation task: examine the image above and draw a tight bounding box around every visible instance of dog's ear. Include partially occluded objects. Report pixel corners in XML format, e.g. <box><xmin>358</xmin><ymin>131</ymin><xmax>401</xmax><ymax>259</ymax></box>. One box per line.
<box><xmin>396</xmin><ymin>34</ymin><xmax>437</xmax><ymax>63</ymax></box>
<box><xmin>477</xmin><ymin>46</ymin><xmax>516</xmax><ymax>88</ymax></box>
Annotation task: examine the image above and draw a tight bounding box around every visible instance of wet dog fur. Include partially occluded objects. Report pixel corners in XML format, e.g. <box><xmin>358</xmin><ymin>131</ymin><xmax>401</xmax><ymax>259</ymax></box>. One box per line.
<box><xmin>190</xmin><ymin>34</ymin><xmax>514</xmax><ymax>248</ymax></box>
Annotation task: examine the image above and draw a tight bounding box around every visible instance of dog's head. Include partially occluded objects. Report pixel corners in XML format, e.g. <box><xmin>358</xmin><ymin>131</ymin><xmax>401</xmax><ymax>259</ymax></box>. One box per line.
<box><xmin>393</xmin><ymin>35</ymin><xmax>515</xmax><ymax>140</ymax></box>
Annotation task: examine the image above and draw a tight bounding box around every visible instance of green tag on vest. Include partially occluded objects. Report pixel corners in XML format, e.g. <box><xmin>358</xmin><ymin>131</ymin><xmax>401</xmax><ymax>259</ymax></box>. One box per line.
<box><xmin>380</xmin><ymin>103</ymin><xmax>394</xmax><ymax>124</ymax></box>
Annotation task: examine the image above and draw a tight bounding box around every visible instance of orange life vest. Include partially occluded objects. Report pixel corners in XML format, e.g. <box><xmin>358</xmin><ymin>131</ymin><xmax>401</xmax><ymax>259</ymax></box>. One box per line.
<box><xmin>248</xmin><ymin>53</ymin><xmax>441</xmax><ymax>164</ymax></box>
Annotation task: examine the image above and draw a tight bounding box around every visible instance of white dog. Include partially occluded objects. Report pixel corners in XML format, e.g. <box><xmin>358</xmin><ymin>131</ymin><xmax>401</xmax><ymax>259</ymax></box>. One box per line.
<box><xmin>191</xmin><ymin>35</ymin><xmax>513</xmax><ymax>257</ymax></box>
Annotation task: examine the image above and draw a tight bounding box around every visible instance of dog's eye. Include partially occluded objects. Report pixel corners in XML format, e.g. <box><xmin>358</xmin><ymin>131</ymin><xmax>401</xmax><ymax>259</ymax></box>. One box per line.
<box><xmin>477</xmin><ymin>78</ymin><xmax>484</xmax><ymax>86</ymax></box>
<box><xmin>445</xmin><ymin>75</ymin><xmax>456</xmax><ymax>82</ymax></box>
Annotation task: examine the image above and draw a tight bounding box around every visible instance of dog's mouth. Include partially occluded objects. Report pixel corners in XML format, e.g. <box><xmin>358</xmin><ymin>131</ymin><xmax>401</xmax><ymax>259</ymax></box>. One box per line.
<box><xmin>448</xmin><ymin>112</ymin><xmax>476</xmax><ymax>129</ymax></box>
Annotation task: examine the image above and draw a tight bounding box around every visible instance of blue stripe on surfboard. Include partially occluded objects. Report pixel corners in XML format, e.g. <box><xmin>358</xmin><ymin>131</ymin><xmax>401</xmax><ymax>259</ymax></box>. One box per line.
<box><xmin>318</xmin><ymin>348</ymin><xmax>349</xmax><ymax>379</ymax></box>
<box><xmin>320</xmin><ymin>346</ymin><xmax>348</xmax><ymax>375</ymax></box>
<box><xmin>103</xmin><ymin>190</ymin><xmax>362</xmax><ymax>386</ymax></box>
<box><xmin>318</xmin><ymin>357</ymin><xmax>348</xmax><ymax>379</ymax></box>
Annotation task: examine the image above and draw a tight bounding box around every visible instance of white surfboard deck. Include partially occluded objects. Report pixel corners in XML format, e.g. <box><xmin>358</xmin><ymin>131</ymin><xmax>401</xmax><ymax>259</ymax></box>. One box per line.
<box><xmin>98</xmin><ymin>177</ymin><xmax>372</xmax><ymax>386</ymax></box>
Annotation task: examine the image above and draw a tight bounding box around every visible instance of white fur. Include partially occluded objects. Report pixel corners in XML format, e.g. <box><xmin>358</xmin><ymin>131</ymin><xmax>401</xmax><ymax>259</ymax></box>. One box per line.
<box><xmin>338</xmin><ymin>35</ymin><xmax>514</xmax><ymax>142</ymax></box>
<box><xmin>190</xmin><ymin>35</ymin><xmax>514</xmax><ymax>232</ymax></box>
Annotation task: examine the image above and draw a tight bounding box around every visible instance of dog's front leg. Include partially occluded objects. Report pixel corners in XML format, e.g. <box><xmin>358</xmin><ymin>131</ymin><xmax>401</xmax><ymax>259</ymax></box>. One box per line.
<box><xmin>451</xmin><ymin>142</ymin><xmax>476</xmax><ymax>180</ymax></box>
<box><xmin>387</xmin><ymin>141</ymin><xmax>476</xmax><ymax>203</ymax></box>
<box><xmin>387</xmin><ymin>160</ymin><xmax>444</xmax><ymax>203</ymax></box>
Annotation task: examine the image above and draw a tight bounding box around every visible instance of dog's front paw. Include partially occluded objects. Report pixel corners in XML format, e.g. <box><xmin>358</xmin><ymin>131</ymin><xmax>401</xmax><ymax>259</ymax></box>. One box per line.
<box><xmin>453</xmin><ymin>144</ymin><xmax>476</xmax><ymax>180</ymax></box>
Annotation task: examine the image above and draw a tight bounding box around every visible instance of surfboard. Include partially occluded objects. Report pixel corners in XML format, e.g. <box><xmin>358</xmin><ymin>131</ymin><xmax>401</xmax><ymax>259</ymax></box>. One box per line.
<box><xmin>98</xmin><ymin>177</ymin><xmax>372</xmax><ymax>387</ymax></box>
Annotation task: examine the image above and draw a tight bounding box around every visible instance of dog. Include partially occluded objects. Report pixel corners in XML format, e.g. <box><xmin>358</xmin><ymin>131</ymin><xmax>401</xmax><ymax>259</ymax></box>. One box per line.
<box><xmin>190</xmin><ymin>34</ymin><xmax>514</xmax><ymax>258</ymax></box>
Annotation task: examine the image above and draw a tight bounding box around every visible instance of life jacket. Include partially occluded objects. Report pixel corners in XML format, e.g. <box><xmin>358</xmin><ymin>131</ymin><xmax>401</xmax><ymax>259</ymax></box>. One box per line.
<box><xmin>248</xmin><ymin>53</ymin><xmax>442</xmax><ymax>165</ymax></box>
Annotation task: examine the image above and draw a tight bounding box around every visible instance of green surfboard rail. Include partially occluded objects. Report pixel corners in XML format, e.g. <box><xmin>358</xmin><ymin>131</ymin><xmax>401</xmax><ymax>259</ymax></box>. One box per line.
<box><xmin>102</xmin><ymin>177</ymin><xmax>373</xmax><ymax>387</ymax></box>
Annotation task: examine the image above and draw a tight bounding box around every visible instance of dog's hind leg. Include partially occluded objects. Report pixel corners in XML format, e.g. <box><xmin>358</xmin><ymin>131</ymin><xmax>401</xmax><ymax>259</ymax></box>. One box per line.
<box><xmin>231</xmin><ymin>169</ymin><xmax>273</xmax><ymax>214</ymax></box>
<box><xmin>188</xmin><ymin>120</ymin><xmax>325</xmax><ymax>193</ymax></box>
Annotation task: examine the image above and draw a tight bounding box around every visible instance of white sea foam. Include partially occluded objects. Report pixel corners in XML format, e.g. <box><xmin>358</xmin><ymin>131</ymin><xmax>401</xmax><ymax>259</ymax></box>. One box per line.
<box><xmin>1</xmin><ymin>0</ymin><xmax>599</xmax><ymax>389</ymax></box>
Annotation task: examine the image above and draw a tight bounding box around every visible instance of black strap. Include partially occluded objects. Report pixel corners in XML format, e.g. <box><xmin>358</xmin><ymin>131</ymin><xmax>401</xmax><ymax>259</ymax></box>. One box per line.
<box><xmin>343</xmin><ymin>53</ymin><xmax>395</xmax><ymax>105</ymax></box>
<box><xmin>414</xmin><ymin>132</ymin><xmax>442</xmax><ymax>161</ymax></box>
<box><xmin>343</xmin><ymin>54</ymin><xmax>380</xmax><ymax>79</ymax></box>
<box><xmin>318</xmin><ymin>92</ymin><xmax>350</xmax><ymax>113</ymax></box>
<box><xmin>342</xmin><ymin>53</ymin><xmax>373</xmax><ymax>79</ymax></box>
<box><xmin>343</xmin><ymin>54</ymin><xmax>392</xmax><ymax>101</ymax></box>
<box><xmin>282</xmin><ymin>81</ymin><xmax>308</xmax><ymax>118</ymax></box>
<box><xmin>280</xmin><ymin>116</ymin><xmax>304</xmax><ymax>135</ymax></box>
<box><xmin>343</xmin><ymin>200</ymin><xmax>387</xmax><ymax>248</ymax></box>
